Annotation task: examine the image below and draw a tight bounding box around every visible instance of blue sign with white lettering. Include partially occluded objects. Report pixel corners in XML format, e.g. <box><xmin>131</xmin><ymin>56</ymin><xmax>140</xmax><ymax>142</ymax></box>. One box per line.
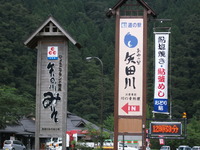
<box><xmin>153</xmin><ymin>99</ymin><xmax>168</xmax><ymax>113</ymax></box>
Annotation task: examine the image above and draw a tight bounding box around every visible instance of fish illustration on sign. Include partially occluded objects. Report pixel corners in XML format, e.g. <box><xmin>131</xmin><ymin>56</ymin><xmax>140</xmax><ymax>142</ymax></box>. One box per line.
<box><xmin>124</xmin><ymin>32</ymin><xmax>138</xmax><ymax>48</ymax></box>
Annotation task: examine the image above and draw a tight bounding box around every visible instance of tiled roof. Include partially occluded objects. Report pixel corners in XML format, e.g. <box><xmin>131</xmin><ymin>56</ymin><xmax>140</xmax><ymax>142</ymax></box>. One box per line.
<box><xmin>66</xmin><ymin>112</ymin><xmax>99</xmax><ymax>131</ymax></box>
<box><xmin>0</xmin><ymin>112</ymin><xmax>99</xmax><ymax>136</ymax></box>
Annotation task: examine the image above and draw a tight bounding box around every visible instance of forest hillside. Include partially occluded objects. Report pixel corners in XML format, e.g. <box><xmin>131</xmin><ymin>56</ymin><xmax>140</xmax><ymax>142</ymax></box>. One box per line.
<box><xmin>0</xmin><ymin>0</ymin><xmax>200</xmax><ymax>146</ymax></box>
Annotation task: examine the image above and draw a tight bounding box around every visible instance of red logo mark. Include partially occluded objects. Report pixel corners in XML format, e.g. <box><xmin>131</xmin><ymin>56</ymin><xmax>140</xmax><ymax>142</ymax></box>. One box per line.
<box><xmin>48</xmin><ymin>47</ymin><xmax>57</xmax><ymax>55</ymax></box>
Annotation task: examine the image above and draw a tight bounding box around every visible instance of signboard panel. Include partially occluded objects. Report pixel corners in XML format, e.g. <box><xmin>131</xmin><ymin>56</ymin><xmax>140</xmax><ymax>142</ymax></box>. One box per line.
<box><xmin>150</xmin><ymin>122</ymin><xmax>182</xmax><ymax>136</ymax></box>
<box><xmin>38</xmin><ymin>39</ymin><xmax>67</xmax><ymax>137</ymax></box>
<box><xmin>118</xmin><ymin>118</ymin><xmax>142</xmax><ymax>133</ymax></box>
<box><xmin>118</xmin><ymin>18</ymin><xmax>144</xmax><ymax>116</ymax></box>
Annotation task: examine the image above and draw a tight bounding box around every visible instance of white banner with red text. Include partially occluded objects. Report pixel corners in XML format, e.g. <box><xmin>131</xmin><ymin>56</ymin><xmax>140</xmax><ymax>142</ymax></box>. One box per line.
<box><xmin>153</xmin><ymin>32</ymin><xmax>170</xmax><ymax>114</ymax></box>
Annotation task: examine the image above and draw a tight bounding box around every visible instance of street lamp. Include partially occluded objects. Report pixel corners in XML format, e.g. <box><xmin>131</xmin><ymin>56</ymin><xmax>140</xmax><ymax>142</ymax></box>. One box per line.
<box><xmin>86</xmin><ymin>56</ymin><xmax>104</xmax><ymax>150</ymax></box>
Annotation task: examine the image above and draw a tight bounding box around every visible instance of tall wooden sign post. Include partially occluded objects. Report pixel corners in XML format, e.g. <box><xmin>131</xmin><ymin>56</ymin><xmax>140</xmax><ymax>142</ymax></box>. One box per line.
<box><xmin>24</xmin><ymin>16</ymin><xmax>80</xmax><ymax>150</ymax></box>
<box><xmin>106</xmin><ymin>0</ymin><xmax>156</xmax><ymax>149</ymax></box>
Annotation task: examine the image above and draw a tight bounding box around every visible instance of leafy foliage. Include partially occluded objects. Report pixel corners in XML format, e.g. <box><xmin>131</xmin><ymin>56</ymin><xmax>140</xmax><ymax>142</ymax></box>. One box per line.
<box><xmin>0</xmin><ymin>86</ymin><xmax>34</xmax><ymax>128</ymax></box>
<box><xmin>187</xmin><ymin>117</ymin><xmax>200</xmax><ymax>146</ymax></box>
<box><xmin>103</xmin><ymin>114</ymin><xmax>114</xmax><ymax>132</ymax></box>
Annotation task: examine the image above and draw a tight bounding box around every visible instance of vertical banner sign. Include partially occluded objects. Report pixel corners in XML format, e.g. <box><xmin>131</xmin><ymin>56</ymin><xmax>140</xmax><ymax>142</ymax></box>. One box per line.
<box><xmin>153</xmin><ymin>32</ymin><xmax>170</xmax><ymax>113</ymax></box>
<box><xmin>24</xmin><ymin>16</ymin><xmax>81</xmax><ymax>149</ymax></box>
<box><xmin>40</xmin><ymin>43</ymin><xmax>65</xmax><ymax>137</ymax></box>
<box><xmin>118</xmin><ymin>18</ymin><xmax>143</xmax><ymax>116</ymax></box>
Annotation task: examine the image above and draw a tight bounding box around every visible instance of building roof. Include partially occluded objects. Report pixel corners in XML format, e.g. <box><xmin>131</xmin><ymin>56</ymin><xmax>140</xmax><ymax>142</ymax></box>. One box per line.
<box><xmin>0</xmin><ymin>117</ymin><xmax>35</xmax><ymax>136</ymax></box>
<box><xmin>24</xmin><ymin>15</ymin><xmax>81</xmax><ymax>49</ymax></box>
<box><xmin>0</xmin><ymin>112</ymin><xmax>99</xmax><ymax>136</ymax></box>
<box><xmin>66</xmin><ymin>112</ymin><xmax>99</xmax><ymax>131</ymax></box>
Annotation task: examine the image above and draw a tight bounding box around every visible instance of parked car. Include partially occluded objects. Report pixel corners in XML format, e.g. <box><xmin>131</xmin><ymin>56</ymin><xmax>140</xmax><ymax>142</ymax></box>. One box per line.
<box><xmin>177</xmin><ymin>145</ymin><xmax>191</xmax><ymax>150</ymax></box>
<box><xmin>118</xmin><ymin>143</ymin><xmax>138</xmax><ymax>150</ymax></box>
<box><xmin>45</xmin><ymin>138</ymin><xmax>55</xmax><ymax>150</ymax></box>
<box><xmin>192</xmin><ymin>146</ymin><xmax>200</xmax><ymax>150</ymax></box>
<box><xmin>160</xmin><ymin>145</ymin><xmax>170</xmax><ymax>150</ymax></box>
<box><xmin>3</xmin><ymin>140</ymin><xmax>26</xmax><ymax>150</ymax></box>
<box><xmin>52</xmin><ymin>140</ymin><xmax>62</xmax><ymax>150</ymax></box>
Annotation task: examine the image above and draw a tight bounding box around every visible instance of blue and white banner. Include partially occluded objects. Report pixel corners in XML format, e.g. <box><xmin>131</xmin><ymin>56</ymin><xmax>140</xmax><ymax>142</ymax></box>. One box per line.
<box><xmin>153</xmin><ymin>32</ymin><xmax>170</xmax><ymax>113</ymax></box>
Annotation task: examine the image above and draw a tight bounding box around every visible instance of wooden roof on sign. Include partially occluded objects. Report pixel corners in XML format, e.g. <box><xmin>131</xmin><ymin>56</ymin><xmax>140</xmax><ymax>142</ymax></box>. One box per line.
<box><xmin>106</xmin><ymin>0</ymin><xmax>157</xmax><ymax>18</ymax></box>
<box><xmin>24</xmin><ymin>15</ymin><xmax>81</xmax><ymax>49</ymax></box>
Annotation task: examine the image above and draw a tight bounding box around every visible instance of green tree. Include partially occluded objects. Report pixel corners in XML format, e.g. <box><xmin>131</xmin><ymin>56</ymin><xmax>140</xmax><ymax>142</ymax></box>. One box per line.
<box><xmin>0</xmin><ymin>85</ymin><xmax>35</xmax><ymax>128</ymax></box>
<box><xmin>103</xmin><ymin>114</ymin><xmax>114</xmax><ymax>132</ymax></box>
<box><xmin>81</xmin><ymin>123</ymin><xmax>110</xmax><ymax>148</ymax></box>
<box><xmin>187</xmin><ymin>117</ymin><xmax>200</xmax><ymax>146</ymax></box>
